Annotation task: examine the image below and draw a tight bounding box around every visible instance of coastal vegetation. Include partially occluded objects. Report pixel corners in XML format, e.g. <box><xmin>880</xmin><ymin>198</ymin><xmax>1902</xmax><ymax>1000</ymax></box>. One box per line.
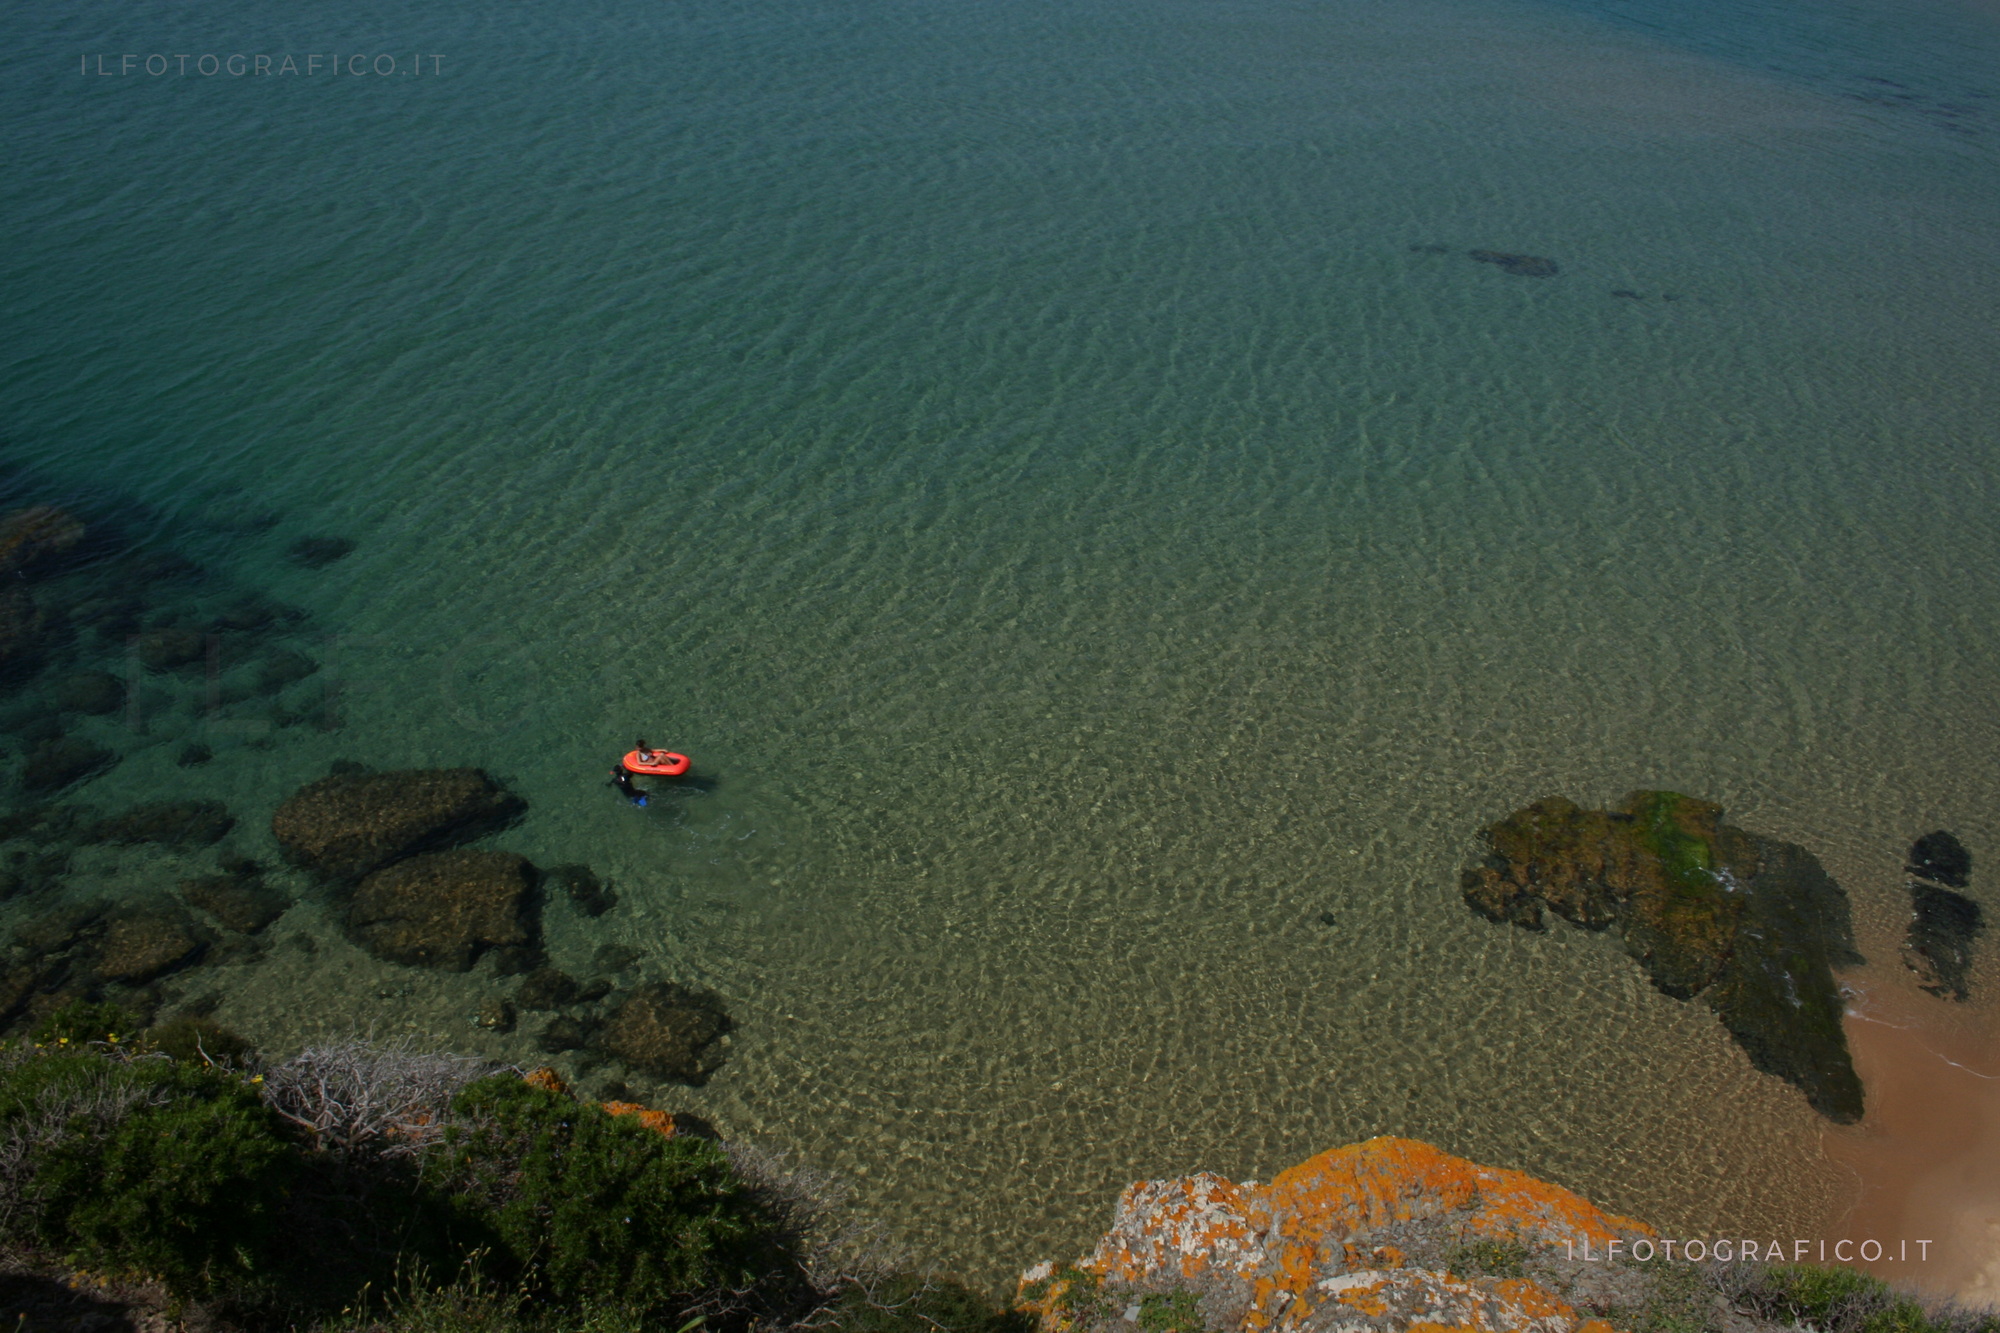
<box><xmin>0</xmin><ymin>1012</ymin><xmax>1013</xmax><ymax>1333</ymax></box>
<box><xmin>1</xmin><ymin>1014</ymin><xmax>1995</xmax><ymax>1333</ymax></box>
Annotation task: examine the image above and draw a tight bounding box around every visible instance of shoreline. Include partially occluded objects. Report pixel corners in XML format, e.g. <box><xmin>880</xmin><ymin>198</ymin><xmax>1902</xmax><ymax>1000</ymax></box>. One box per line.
<box><xmin>1823</xmin><ymin>965</ymin><xmax>2000</xmax><ymax>1302</ymax></box>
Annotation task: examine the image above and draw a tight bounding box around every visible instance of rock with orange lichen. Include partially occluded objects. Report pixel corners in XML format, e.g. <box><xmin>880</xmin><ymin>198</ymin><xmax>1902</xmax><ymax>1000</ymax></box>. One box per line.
<box><xmin>601</xmin><ymin>1100</ymin><xmax>678</xmax><ymax>1137</ymax></box>
<box><xmin>1017</xmin><ymin>1137</ymin><xmax>1654</xmax><ymax>1333</ymax></box>
<box><xmin>518</xmin><ymin>1068</ymin><xmax>678</xmax><ymax>1137</ymax></box>
<box><xmin>521</xmin><ymin>1066</ymin><xmax>569</xmax><ymax>1096</ymax></box>
<box><xmin>1461</xmin><ymin>792</ymin><xmax>1865</xmax><ymax>1123</ymax></box>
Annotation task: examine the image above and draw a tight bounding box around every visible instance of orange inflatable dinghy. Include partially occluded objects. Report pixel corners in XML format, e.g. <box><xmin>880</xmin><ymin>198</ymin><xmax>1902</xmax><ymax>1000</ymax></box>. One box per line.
<box><xmin>622</xmin><ymin>750</ymin><xmax>690</xmax><ymax>778</ymax></box>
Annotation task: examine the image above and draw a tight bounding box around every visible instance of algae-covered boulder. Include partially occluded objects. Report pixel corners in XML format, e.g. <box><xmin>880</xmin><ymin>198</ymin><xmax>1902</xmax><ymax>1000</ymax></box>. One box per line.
<box><xmin>272</xmin><ymin>767</ymin><xmax>525</xmax><ymax>879</ymax></box>
<box><xmin>594</xmin><ymin>982</ymin><xmax>731</xmax><ymax>1085</ymax></box>
<box><xmin>1462</xmin><ymin>792</ymin><xmax>1865</xmax><ymax>1122</ymax></box>
<box><xmin>346</xmin><ymin>849</ymin><xmax>537</xmax><ymax>970</ymax></box>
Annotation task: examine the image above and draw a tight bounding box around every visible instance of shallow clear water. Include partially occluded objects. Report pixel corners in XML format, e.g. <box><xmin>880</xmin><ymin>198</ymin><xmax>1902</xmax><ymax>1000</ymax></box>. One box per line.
<box><xmin>5</xmin><ymin>0</ymin><xmax>2000</xmax><ymax>1288</ymax></box>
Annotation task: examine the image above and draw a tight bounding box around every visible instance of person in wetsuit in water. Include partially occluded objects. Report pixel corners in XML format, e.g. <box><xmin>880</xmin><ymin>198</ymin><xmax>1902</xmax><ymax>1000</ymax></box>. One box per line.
<box><xmin>609</xmin><ymin>765</ymin><xmax>648</xmax><ymax>806</ymax></box>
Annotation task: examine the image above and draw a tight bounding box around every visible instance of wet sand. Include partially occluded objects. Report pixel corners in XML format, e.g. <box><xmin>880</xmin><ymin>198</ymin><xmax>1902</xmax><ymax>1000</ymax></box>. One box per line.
<box><xmin>1824</xmin><ymin>965</ymin><xmax>2000</xmax><ymax>1304</ymax></box>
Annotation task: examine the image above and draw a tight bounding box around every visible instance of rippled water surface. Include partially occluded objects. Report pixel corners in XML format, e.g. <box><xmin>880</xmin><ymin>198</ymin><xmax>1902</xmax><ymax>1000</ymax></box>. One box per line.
<box><xmin>5</xmin><ymin>0</ymin><xmax>2000</xmax><ymax>1287</ymax></box>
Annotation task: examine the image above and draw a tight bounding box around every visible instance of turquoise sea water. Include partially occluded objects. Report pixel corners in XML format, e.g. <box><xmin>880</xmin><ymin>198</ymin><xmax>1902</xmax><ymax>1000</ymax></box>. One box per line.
<box><xmin>5</xmin><ymin>0</ymin><xmax>2000</xmax><ymax>1286</ymax></box>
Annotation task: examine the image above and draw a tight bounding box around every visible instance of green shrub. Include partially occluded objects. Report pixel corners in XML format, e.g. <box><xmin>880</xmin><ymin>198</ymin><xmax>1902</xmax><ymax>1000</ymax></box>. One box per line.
<box><xmin>0</xmin><ymin>1050</ymin><xmax>294</xmax><ymax>1297</ymax></box>
<box><xmin>1607</xmin><ymin>1258</ymin><xmax>1719</xmax><ymax>1333</ymax></box>
<box><xmin>1137</xmin><ymin>1290</ymin><xmax>1204</xmax><ymax>1333</ymax></box>
<box><xmin>1765</xmin><ymin>1263</ymin><xmax>1890</xmax><ymax>1322</ymax></box>
<box><xmin>1444</xmin><ymin>1237</ymin><xmax>1527</xmax><ymax>1279</ymax></box>
<box><xmin>316</xmin><ymin>1262</ymin><xmax>658</xmax><ymax>1333</ymax></box>
<box><xmin>144</xmin><ymin>1015</ymin><xmax>258</xmax><ymax>1067</ymax></box>
<box><xmin>426</xmin><ymin>1074</ymin><xmax>778</xmax><ymax>1314</ymax></box>
<box><xmin>32</xmin><ymin>999</ymin><xmax>141</xmax><ymax>1047</ymax></box>
<box><xmin>1745</xmin><ymin>1265</ymin><xmax>1957</xmax><ymax>1333</ymax></box>
<box><xmin>825</xmin><ymin>1274</ymin><xmax>1028</xmax><ymax>1333</ymax></box>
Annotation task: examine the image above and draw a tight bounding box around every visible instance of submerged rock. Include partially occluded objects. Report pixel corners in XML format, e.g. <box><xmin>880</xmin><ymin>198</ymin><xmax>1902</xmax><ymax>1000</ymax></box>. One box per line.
<box><xmin>1908</xmin><ymin>830</ymin><xmax>1972</xmax><ymax>889</ymax></box>
<box><xmin>0</xmin><ymin>506</ymin><xmax>86</xmax><ymax>576</ymax></box>
<box><xmin>179</xmin><ymin>874</ymin><xmax>289</xmax><ymax>934</ymax></box>
<box><xmin>95</xmin><ymin>908</ymin><xmax>208</xmax><ymax>983</ymax></box>
<box><xmin>545</xmin><ymin>863</ymin><xmax>616</xmax><ymax>917</ymax></box>
<box><xmin>475</xmin><ymin>996</ymin><xmax>516</xmax><ymax>1033</ymax></box>
<box><xmin>594</xmin><ymin>981</ymin><xmax>731</xmax><ymax>1085</ymax></box>
<box><xmin>1016</xmin><ymin>1136</ymin><xmax>1646</xmax><ymax>1333</ymax></box>
<box><xmin>135</xmin><ymin>627</ymin><xmax>207</xmax><ymax>672</ymax></box>
<box><xmin>255</xmin><ymin>650</ymin><xmax>319</xmax><ymax>694</ymax></box>
<box><xmin>288</xmin><ymin>536</ymin><xmax>356</xmax><ymax>568</ymax></box>
<box><xmin>20</xmin><ymin>737</ymin><xmax>117</xmax><ymax>794</ymax></box>
<box><xmin>536</xmin><ymin>1014</ymin><xmax>599</xmax><ymax>1054</ymax></box>
<box><xmin>1905</xmin><ymin>882</ymin><xmax>1983</xmax><ymax>1001</ymax></box>
<box><xmin>89</xmin><ymin>800</ymin><xmax>235</xmax><ymax>847</ymax></box>
<box><xmin>346</xmin><ymin>849</ymin><xmax>537</xmax><ymax>971</ymax></box>
<box><xmin>271</xmin><ymin>767</ymin><xmax>526</xmax><ymax>880</ymax></box>
<box><xmin>514</xmin><ymin>966</ymin><xmax>580</xmax><ymax>1011</ymax></box>
<box><xmin>52</xmin><ymin>670</ymin><xmax>123</xmax><ymax>716</ymax></box>
<box><xmin>0</xmin><ymin>583</ymin><xmax>45</xmax><ymax>672</ymax></box>
<box><xmin>1469</xmin><ymin>250</ymin><xmax>1560</xmax><ymax>277</ymax></box>
<box><xmin>1461</xmin><ymin>792</ymin><xmax>1865</xmax><ymax>1122</ymax></box>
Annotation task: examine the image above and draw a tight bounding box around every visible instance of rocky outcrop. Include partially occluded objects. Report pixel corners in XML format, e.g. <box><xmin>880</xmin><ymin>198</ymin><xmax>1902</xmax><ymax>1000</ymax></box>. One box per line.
<box><xmin>1903</xmin><ymin>831</ymin><xmax>1980</xmax><ymax>1001</ymax></box>
<box><xmin>594</xmin><ymin>982</ymin><xmax>731</xmax><ymax>1085</ymax></box>
<box><xmin>272</xmin><ymin>768</ymin><xmax>525</xmax><ymax>880</ymax></box>
<box><xmin>345</xmin><ymin>849</ymin><xmax>537</xmax><ymax>971</ymax></box>
<box><xmin>1460</xmin><ymin>792</ymin><xmax>1864</xmax><ymax>1122</ymax></box>
<box><xmin>1018</xmin><ymin>1138</ymin><xmax>1647</xmax><ymax>1333</ymax></box>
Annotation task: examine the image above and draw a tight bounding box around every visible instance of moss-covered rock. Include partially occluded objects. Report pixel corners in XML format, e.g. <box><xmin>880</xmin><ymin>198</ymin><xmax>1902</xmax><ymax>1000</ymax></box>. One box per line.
<box><xmin>346</xmin><ymin>849</ymin><xmax>537</xmax><ymax>971</ymax></box>
<box><xmin>271</xmin><ymin>767</ymin><xmax>526</xmax><ymax>880</ymax></box>
<box><xmin>1462</xmin><ymin>792</ymin><xmax>1864</xmax><ymax>1122</ymax></box>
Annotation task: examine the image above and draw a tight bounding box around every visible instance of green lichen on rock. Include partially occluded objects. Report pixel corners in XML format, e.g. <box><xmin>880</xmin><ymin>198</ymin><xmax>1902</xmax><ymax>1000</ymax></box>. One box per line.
<box><xmin>1462</xmin><ymin>791</ymin><xmax>1864</xmax><ymax>1122</ymax></box>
